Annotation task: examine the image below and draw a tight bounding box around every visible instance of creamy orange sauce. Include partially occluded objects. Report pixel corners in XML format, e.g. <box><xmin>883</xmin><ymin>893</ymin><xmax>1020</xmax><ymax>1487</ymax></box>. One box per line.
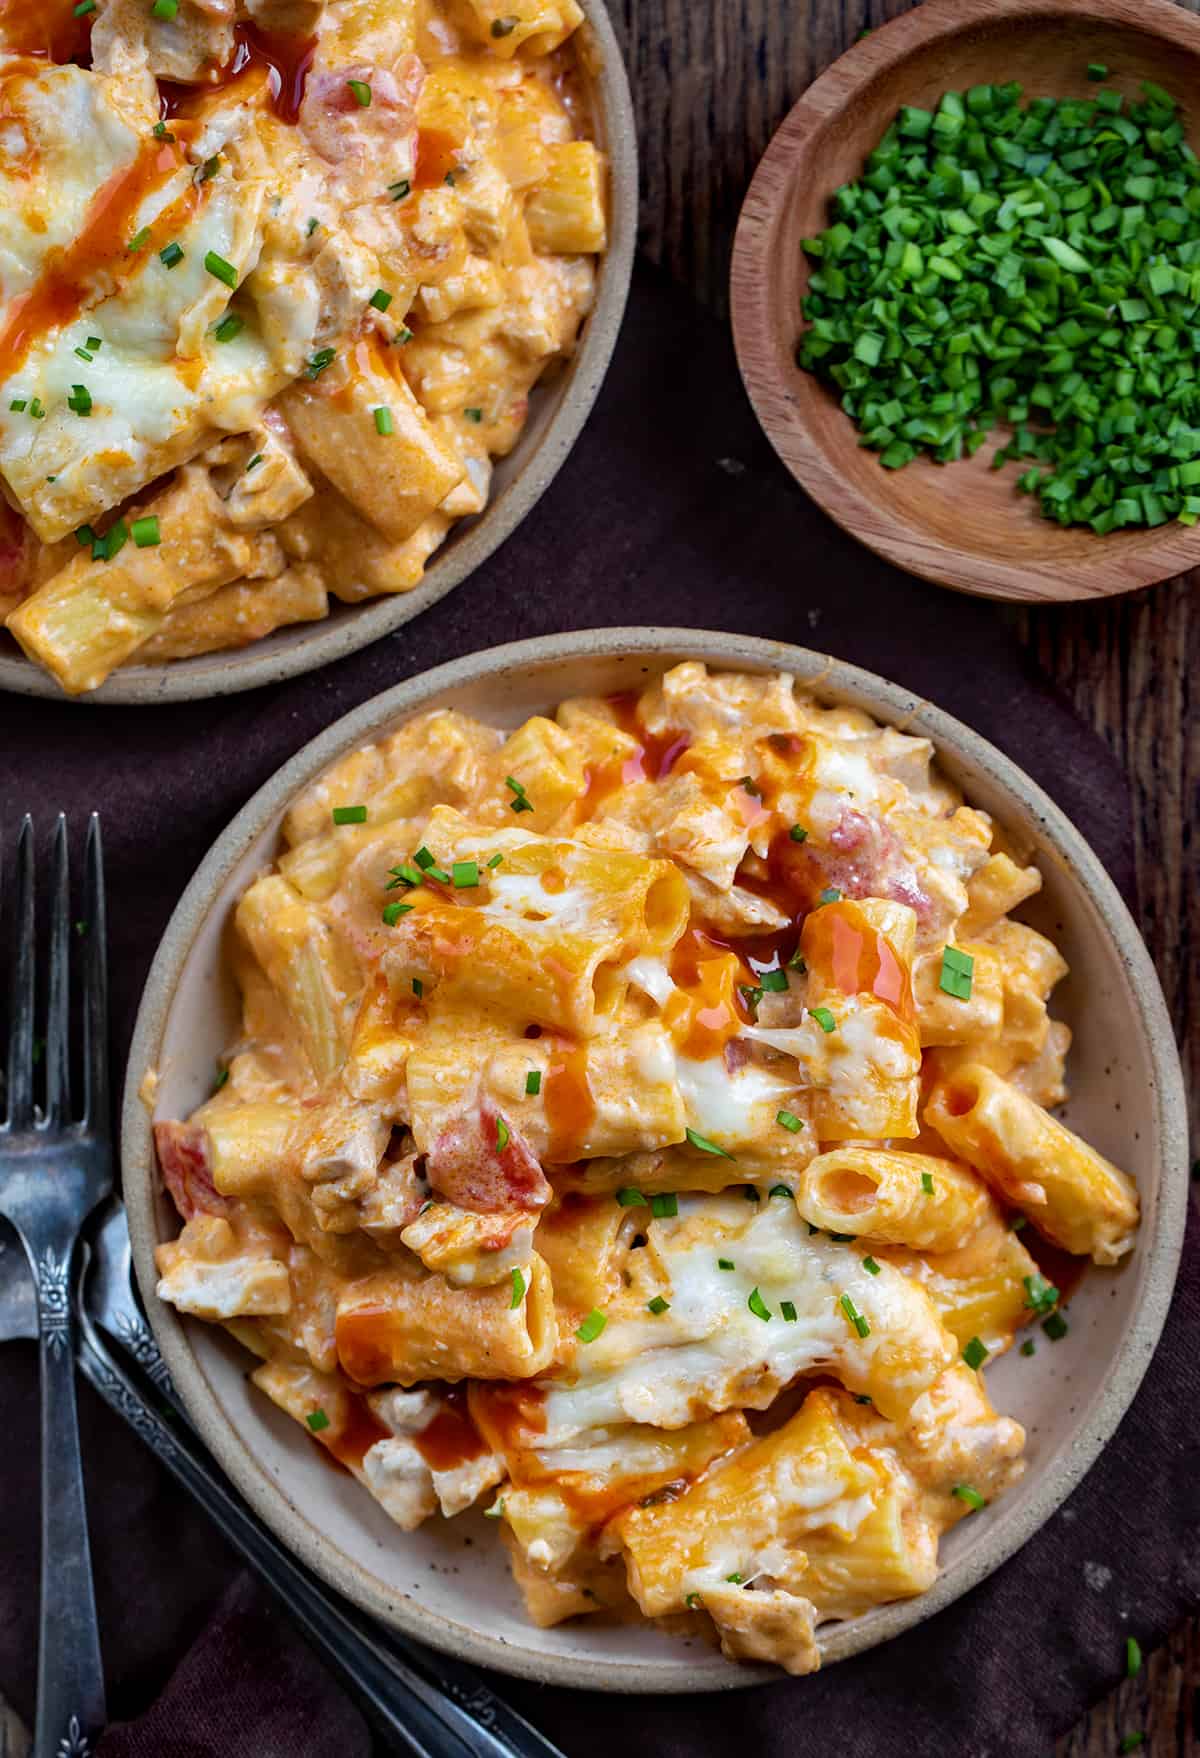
<box><xmin>324</xmin><ymin>1392</ymin><xmax>391</xmax><ymax>1471</ymax></box>
<box><xmin>1</xmin><ymin>0</ymin><xmax>93</xmax><ymax>63</ymax></box>
<box><xmin>664</xmin><ymin>929</ymin><xmax>754</xmax><ymax>1059</ymax></box>
<box><xmin>413</xmin><ymin>1386</ymin><xmax>488</xmax><ymax>1472</ymax></box>
<box><xmin>543</xmin><ymin>1035</ymin><xmax>595</xmax><ymax>1162</ymax></box>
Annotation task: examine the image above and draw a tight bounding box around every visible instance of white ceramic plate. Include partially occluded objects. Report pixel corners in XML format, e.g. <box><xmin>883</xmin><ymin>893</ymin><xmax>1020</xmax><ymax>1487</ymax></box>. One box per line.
<box><xmin>121</xmin><ymin>628</ymin><xmax>1189</xmax><ymax>1690</ymax></box>
<box><xmin>0</xmin><ymin>2</ymin><xmax>636</xmax><ymax>706</ymax></box>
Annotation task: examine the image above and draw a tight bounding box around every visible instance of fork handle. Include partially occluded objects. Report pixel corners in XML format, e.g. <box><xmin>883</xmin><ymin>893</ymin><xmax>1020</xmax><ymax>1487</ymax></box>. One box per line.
<box><xmin>34</xmin><ymin>1248</ymin><xmax>105</xmax><ymax>1758</ymax></box>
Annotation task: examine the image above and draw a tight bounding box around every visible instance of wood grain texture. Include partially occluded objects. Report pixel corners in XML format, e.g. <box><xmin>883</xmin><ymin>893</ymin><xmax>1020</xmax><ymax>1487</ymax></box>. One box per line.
<box><xmin>613</xmin><ymin>0</ymin><xmax>1197</xmax><ymax>1748</ymax></box>
<box><xmin>730</xmin><ymin>0</ymin><xmax>1200</xmax><ymax>601</ymax></box>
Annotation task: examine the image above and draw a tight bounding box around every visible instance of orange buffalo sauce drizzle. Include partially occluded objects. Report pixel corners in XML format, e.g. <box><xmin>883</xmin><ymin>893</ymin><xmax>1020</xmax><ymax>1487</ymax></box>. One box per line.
<box><xmin>664</xmin><ymin>928</ymin><xmax>754</xmax><ymax>1059</ymax></box>
<box><xmin>227</xmin><ymin>22</ymin><xmax>316</xmax><ymax>123</ymax></box>
<box><xmin>543</xmin><ymin>1035</ymin><xmax>595</xmax><ymax>1162</ymax></box>
<box><xmin>413</xmin><ymin>1386</ymin><xmax>488</xmax><ymax>1473</ymax></box>
<box><xmin>0</xmin><ymin>137</ymin><xmax>189</xmax><ymax>384</ymax></box>
<box><xmin>1</xmin><ymin>0</ymin><xmax>93</xmax><ymax>62</ymax></box>
<box><xmin>320</xmin><ymin>1392</ymin><xmax>391</xmax><ymax>1472</ymax></box>
<box><xmin>414</xmin><ymin>126</ymin><xmax>460</xmax><ymax>188</ymax></box>
<box><xmin>334</xmin><ymin>1304</ymin><xmax>396</xmax><ymax>1387</ymax></box>
<box><xmin>800</xmin><ymin>899</ymin><xmax>914</xmax><ymax>1022</ymax></box>
<box><xmin>578</xmin><ymin>693</ymin><xmax>690</xmax><ymax>819</ymax></box>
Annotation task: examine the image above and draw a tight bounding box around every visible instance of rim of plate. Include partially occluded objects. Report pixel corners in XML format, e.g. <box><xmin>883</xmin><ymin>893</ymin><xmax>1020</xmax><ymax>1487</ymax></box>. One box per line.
<box><xmin>0</xmin><ymin>1</ymin><xmax>637</xmax><ymax>705</ymax></box>
<box><xmin>121</xmin><ymin>627</ymin><xmax>1190</xmax><ymax>1690</ymax></box>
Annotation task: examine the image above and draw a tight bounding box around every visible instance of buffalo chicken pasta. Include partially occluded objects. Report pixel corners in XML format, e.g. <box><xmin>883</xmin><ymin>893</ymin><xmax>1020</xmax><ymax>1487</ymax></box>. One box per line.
<box><xmin>0</xmin><ymin>0</ymin><xmax>605</xmax><ymax>693</ymax></box>
<box><xmin>152</xmin><ymin>664</ymin><xmax>1139</xmax><ymax>1672</ymax></box>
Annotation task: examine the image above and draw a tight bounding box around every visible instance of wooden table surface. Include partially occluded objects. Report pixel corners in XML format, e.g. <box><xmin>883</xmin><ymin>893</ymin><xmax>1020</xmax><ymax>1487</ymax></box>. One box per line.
<box><xmin>611</xmin><ymin>0</ymin><xmax>1197</xmax><ymax>1749</ymax></box>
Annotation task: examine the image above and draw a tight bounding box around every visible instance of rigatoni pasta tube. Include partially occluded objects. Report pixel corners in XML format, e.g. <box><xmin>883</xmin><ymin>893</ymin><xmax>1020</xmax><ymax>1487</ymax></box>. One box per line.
<box><xmin>335</xmin><ymin>1255</ymin><xmax>557</xmax><ymax>1385</ymax></box>
<box><xmin>798</xmin><ymin>1147</ymin><xmax>994</xmax><ymax>1254</ymax></box>
<box><xmin>924</xmin><ymin>1064</ymin><xmax>1138</xmax><ymax>1264</ymax></box>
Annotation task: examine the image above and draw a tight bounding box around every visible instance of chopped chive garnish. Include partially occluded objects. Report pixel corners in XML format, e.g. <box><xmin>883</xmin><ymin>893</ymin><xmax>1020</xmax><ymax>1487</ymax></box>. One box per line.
<box><xmin>768</xmin><ymin>1183</ymin><xmax>794</xmax><ymax>1199</ymax></box>
<box><xmin>854</xmin><ymin>1394</ymin><xmax>872</xmax><ymax>1405</ymax></box>
<box><xmin>67</xmin><ymin>383</ymin><xmax>92</xmax><ymax>416</ymax></box>
<box><xmin>840</xmin><ymin>1293</ymin><xmax>870</xmax><ymax>1337</ymax></box>
<box><xmin>1020</xmin><ymin>1338</ymin><xmax>1035</xmax><ymax>1356</ymax></box>
<box><xmin>372</xmin><ymin>407</ymin><xmax>394</xmax><ymax>441</ymax></box>
<box><xmin>647</xmin><ymin>1295</ymin><xmax>670</xmax><ymax>1314</ymax></box>
<box><xmin>131</xmin><ymin>514</ymin><xmax>160</xmax><ymax>548</ymax></box>
<box><xmin>305</xmin><ymin>1409</ymin><xmax>330</xmax><ymax>1432</ymax></box>
<box><xmin>204</xmin><ymin>250</ymin><xmax>238</xmax><ymax>288</ymax></box>
<box><xmin>464</xmin><ymin>406</ymin><xmax>483</xmax><ymax>422</ymax></box>
<box><xmin>939</xmin><ymin>944</ymin><xmax>975</xmax><ymax>1000</ymax></box>
<box><xmin>74</xmin><ymin>525</ymin><xmax>94</xmax><ymax>546</ymax></box>
<box><xmin>1010</xmin><ymin>1214</ymin><xmax>1027</xmax><ymax>1232</ymax></box>
<box><xmin>74</xmin><ymin>0</ymin><xmax>96</xmax><ymax>12</ymax></box>
<box><xmin>486</xmin><ymin>852</ymin><xmax>504</xmax><ymax>868</ymax></box>
<box><xmin>776</xmin><ymin>1109</ymin><xmax>802</xmax><ymax>1133</ymax></box>
<box><xmin>444</xmin><ymin>170</ymin><xmax>456</xmax><ymax>185</ymax></box>
<box><xmin>829</xmin><ymin>1232</ymin><xmax>855</xmax><ymax>1242</ymax></box>
<box><xmin>747</xmin><ymin>1286</ymin><xmax>771</xmax><ymax>1322</ymax></box>
<box><xmin>740</xmin><ymin>984</ymin><xmax>763</xmax><ymax>1012</ymax></box>
<box><xmin>159</xmin><ymin>241</ymin><xmax>184</xmax><ymax>268</ymax></box>
<box><xmin>726</xmin><ymin>1573</ymin><xmax>744</xmax><ymax>1584</ymax></box>
<box><xmin>685</xmin><ymin>1591</ymin><xmax>701</xmax><ymax>1609</ymax></box>
<box><xmin>781</xmin><ymin>1299</ymin><xmax>798</xmax><ymax>1322</ymax></box>
<box><xmin>575</xmin><ymin>1308</ymin><xmax>606</xmax><ymax>1343</ymax></box>
<box><xmin>504</xmin><ymin>775</ymin><xmax>533</xmax><ymax>812</ymax></box>
<box><xmin>862</xmin><ymin>1255</ymin><xmax>881</xmax><ymax>1275</ymax></box>
<box><xmin>452</xmin><ymin>860</ymin><xmax>479</xmax><ymax>888</ymax></box>
<box><xmin>952</xmin><ymin>1483</ymin><xmax>986</xmax><ymax>1512</ymax></box>
<box><xmin>306</xmin><ymin>347</ymin><xmax>336</xmax><ymax>379</ymax></box>
<box><xmin>788</xmin><ymin>946</ymin><xmax>807</xmax><ymax>970</ymax></box>
<box><xmin>962</xmin><ymin>1335</ymin><xmax>988</xmax><ymax>1370</ymax></box>
<box><xmin>381</xmin><ymin>901</ymin><xmax>412</xmax><ymax>925</ymax></box>
<box><xmin>152</xmin><ymin>0</ymin><xmax>178</xmax><ymax>17</ymax></box>
<box><xmin>759</xmin><ymin>968</ymin><xmax>788</xmax><ymax>993</ymax></box>
<box><xmin>1022</xmin><ymin>1272</ymin><xmax>1059</xmax><ymax>1315</ymax></box>
<box><xmin>246</xmin><ymin>454</ymin><xmax>263</xmax><ymax>472</ymax></box>
<box><xmin>152</xmin><ymin>122</ymin><xmax>173</xmax><ymax>140</ymax></box>
<box><xmin>388</xmin><ymin>863</ymin><xmax>423</xmax><ymax>889</ymax></box>
<box><xmin>1126</xmin><ymin>1636</ymin><xmax>1143</xmax><ymax>1677</ymax></box>
<box><xmin>127</xmin><ymin>227</ymin><xmax>150</xmax><ymax>252</ymax></box>
<box><xmin>213</xmin><ymin>313</ymin><xmax>243</xmax><ymax>343</ymax></box>
<box><xmin>412</xmin><ymin>978</ymin><xmax>423</xmax><ymax>998</ymax></box>
<box><xmin>28</xmin><ymin>398</ymin><xmax>44</xmax><ymax>419</ymax></box>
<box><xmin>650</xmin><ymin>1192</ymin><xmax>678</xmax><ymax>1218</ymax></box>
<box><xmin>491</xmin><ymin>13</ymin><xmax>518</xmax><ymax>34</ymax></box>
<box><xmin>94</xmin><ymin>519</ymin><xmax>128</xmax><ymax>562</ymax></box>
<box><xmin>509</xmin><ymin>1266</ymin><xmax>525</xmax><ymax>1307</ymax></box>
<box><xmin>74</xmin><ymin>346</ymin><xmax>93</xmax><ymax>363</ymax></box>
<box><xmin>347</xmin><ymin>78</ymin><xmax>372</xmax><ymax>106</ymax></box>
<box><xmin>789</xmin><ymin>824</ymin><xmax>808</xmax><ymax>842</ymax></box>
<box><xmin>332</xmin><ymin>805</ymin><xmax>367</xmax><ymax>824</ymax></box>
<box><xmin>484</xmin><ymin>1497</ymin><xmax>505</xmax><ymax>1519</ymax></box>
<box><xmin>9</xmin><ymin>399</ymin><xmax>26</xmax><ymax>413</ymax></box>
<box><xmin>616</xmin><ymin>1188</ymin><xmax>648</xmax><ymax>1207</ymax></box>
<box><xmin>197</xmin><ymin>156</ymin><xmax>221</xmax><ymax>183</ymax></box>
<box><xmin>306</xmin><ymin>216</ymin><xmax>319</xmax><ymax>236</ymax></box>
<box><xmin>369</xmin><ymin>288</ymin><xmax>392</xmax><ymax>311</ymax></box>
<box><xmin>921</xmin><ymin>1171</ymin><xmax>935</xmax><ymax>1195</ymax></box>
<box><xmin>685</xmin><ymin>1127</ymin><xmax>734</xmax><ymax>1159</ymax></box>
<box><xmin>86</xmin><ymin>337</ymin><xmax>101</xmax><ymax>350</ymax></box>
<box><xmin>396</xmin><ymin>326</ymin><xmax>414</xmax><ymax>344</ymax></box>
<box><xmin>525</xmin><ymin>1069</ymin><xmax>541</xmax><ymax>1096</ymax></box>
<box><xmin>212</xmin><ymin>1066</ymin><xmax>229</xmax><ymax>1091</ymax></box>
<box><xmin>817</xmin><ymin>887</ymin><xmax>842</xmax><ymax>905</ymax></box>
<box><xmin>1043</xmin><ymin>1311</ymin><xmax>1069</xmax><ymax>1341</ymax></box>
<box><xmin>1087</xmin><ymin>62</ymin><xmax>1108</xmax><ymax>81</ymax></box>
<box><xmin>809</xmin><ymin>1005</ymin><xmax>836</xmax><ymax>1033</ymax></box>
<box><xmin>718</xmin><ymin>1258</ymin><xmax>735</xmax><ymax>1270</ymax></box>
<box><xmin>389</xmin><ymin>179</ymin><xmax>411</xmax><ymax>201</ymax></box>
<box><xmin>1118</xmin><ymin>1737</ymin><xmax>1146</xmax><ymax>1754</ymax></box>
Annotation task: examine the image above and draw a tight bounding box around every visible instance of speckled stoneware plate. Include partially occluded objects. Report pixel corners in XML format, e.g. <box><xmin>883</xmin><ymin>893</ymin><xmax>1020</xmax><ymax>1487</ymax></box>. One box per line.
<box><xmin>0</xmin><ymin>2</ymin><xmax>636</xmax><ymax>706</ymax></box>
<box><xmin>122</xmin><ymin>628</ymin><xmax>1188</xmax><ymax>1691</ymax></box>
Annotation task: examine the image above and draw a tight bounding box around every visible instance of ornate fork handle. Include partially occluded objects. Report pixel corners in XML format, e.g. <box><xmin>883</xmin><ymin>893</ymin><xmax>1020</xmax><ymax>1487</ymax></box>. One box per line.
<box><xmin>76</xmin><ymin>1318</ymin><xmax>566</xmax><ymax>1758</ymax></box>
<box><xmin>30</xmin><ymin>1244</ymin><xmax>105</xmax><ymax>1758</ymax></box>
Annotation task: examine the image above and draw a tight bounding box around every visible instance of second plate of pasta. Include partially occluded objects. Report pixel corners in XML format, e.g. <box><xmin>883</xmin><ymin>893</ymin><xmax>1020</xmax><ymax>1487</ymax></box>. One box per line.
<box><xmin>121</xmin><ymin>628</ymin><xmax>1187</xmax><ymax>1689</ymax></box>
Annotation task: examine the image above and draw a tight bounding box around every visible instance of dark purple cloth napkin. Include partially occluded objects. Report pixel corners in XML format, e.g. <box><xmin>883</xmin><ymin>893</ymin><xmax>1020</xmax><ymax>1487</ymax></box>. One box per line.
<box><xmin>0</xmin><ymin>264</ymin><xmax>1193</xmax><ymax>1756</ymax></box>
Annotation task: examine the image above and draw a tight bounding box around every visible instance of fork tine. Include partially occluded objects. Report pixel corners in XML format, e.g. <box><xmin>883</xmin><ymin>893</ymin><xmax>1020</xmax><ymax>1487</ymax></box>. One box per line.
<box><xmin>82</xmin><ymin>814</ymin><xmax>108</xmax><ymax>1128</ymax></box>
<box><xmin>5</xmin><ymin>816</ymin><xmax>35</xmax><ymax>1129</ymax></box>
<box><xmin>45</xmin><ymin>813</ymin><xmax>71</xmax><ymax>1125</ymax></box>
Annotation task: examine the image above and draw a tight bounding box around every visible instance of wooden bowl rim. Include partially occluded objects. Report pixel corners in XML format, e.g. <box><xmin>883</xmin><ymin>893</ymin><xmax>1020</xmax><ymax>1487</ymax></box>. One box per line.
<box><xmin>731</xmin><ymin>0</ymin><xmax>1200</xmax><ymax>602</ymax></box>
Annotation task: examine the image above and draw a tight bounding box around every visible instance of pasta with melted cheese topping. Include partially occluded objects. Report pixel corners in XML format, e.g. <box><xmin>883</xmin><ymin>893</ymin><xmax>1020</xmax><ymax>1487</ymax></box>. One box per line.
<box><xmin>0</xmin><ymin>0</ymin><xmax>605</xmax><ymax>692</ymax></box>
<box><xmin>151</xmin><ymin>663</ymin><xmax>1139</xmax><ymax>1673</ymax></box>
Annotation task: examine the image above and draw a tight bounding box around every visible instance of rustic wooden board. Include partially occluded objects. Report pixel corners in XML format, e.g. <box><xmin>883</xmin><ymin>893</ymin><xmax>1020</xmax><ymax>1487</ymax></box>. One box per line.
<box><xmin>611</xmin><ymin>0</ymin><xmax>1197</xmax><ymax>1748</ymax></box>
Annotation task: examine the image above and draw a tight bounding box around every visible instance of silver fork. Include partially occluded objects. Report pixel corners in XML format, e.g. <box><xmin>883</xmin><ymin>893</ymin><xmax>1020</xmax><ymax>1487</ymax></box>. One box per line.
<box><xmin>0</xmin><ymin>816</ymin><xmax>111</xmax><ymax>1758</ymax></box>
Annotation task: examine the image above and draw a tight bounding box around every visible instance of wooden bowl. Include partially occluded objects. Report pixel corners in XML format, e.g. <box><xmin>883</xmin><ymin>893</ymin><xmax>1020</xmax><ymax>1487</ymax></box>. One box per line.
<box><xmin>731</xmin><ymin>0</ymin><xmax>1200</xmax><ymax>602</ymax></box>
